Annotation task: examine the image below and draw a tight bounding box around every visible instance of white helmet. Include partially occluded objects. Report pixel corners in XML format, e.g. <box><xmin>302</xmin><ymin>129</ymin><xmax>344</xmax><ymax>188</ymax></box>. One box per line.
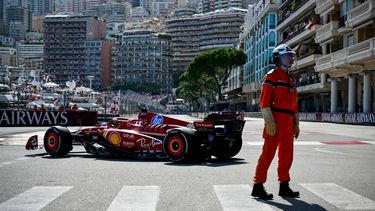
<box><xmin>272</xmin><ymin>44</ymin><xmax>296</xmax><ymax>66</ymax></box>
<box><xmin>272</xmin><ymin>44</ymin><xmax>296</xmax><ymax>55</ymax></box>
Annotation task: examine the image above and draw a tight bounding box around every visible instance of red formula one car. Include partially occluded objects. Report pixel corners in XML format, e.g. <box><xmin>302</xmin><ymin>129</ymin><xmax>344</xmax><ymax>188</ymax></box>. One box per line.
<box><xmin>26</xmin><ymin>111</ymin><xmax>245</xmax><ymax>161</ymax></box>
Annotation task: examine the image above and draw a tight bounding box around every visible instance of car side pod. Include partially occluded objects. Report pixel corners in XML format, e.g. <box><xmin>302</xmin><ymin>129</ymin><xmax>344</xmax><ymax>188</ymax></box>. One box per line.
<box><xmin>25</xmin><ymin>135</ymin><xmax>38</xmax><ymax>150</ymax></box>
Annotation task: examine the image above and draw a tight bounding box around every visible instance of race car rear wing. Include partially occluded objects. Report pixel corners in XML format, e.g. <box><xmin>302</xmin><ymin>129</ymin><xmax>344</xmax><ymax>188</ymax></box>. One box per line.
<box><xmin>193</xmin><ymin>112</ymin><xmax>245</xmax><ymax>132</ymax></box>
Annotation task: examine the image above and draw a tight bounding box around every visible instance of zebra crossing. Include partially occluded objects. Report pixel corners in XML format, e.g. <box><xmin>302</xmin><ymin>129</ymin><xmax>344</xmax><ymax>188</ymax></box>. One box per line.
<box><xmin>1</xmin><ymin>183</ymin><xmax>374</xmax><ymax>211</ymax></box>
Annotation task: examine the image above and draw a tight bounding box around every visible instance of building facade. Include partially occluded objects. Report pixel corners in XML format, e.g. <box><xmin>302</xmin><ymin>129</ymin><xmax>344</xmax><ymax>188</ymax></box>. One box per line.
<box><xmin>16</xmin><ymin>42</ymin><xmax>43</xmax><ymax>65</ymax></box>
<box><xmin>7</xmin><ymin>5</ymin><xmax>29</xmax><ymax>41</ymax></box>
<box><xmin>91</xmin><ymin>2</ymin><xmax>129</xmax><ymax>23</ymax></box>
<box><xmin>165</xmin><ymin>8</ymin><xmax>245</xmax><ymax>75</ymax></box>
<box><xmin>215</xmin><ymin>0</ymin><xmax>242</xmax><ymax>10</ymax></box>
<box><xmin>314</xmin><ymin>0</ymin><xmax>375</xmax><ymax>113</ymax></box>
<box><xmin>151</xmin><ymin>0</ymin><xmax>175</xmax><ymax>18</ymax></box>
<box><xmin>0</xmin><ymin>46</ymin><xmax>16</xmax><ymax>66</ymax></box>
<box><xmin>113</xmin><ymin>30</ymin><xmax>171</xmax><ymax>92</ymax></box>
<box><xmin>43</xmin><ymin>14</ymin><xmax>108</xmax><ymax>89</ymax></box>
<box><xmin>276</xmin><ymin>0</ymin><xmax>330</xmax><ymax>112</ymax></box>
<box><xmin>242</xmin><ymin>0</ymin><xmax>280</xmax><ymax>111</ymax></box>
<box><xmin>84</xmin><ymin>40</ymin><xmax>112</xmax><ymax>90</ymax></box>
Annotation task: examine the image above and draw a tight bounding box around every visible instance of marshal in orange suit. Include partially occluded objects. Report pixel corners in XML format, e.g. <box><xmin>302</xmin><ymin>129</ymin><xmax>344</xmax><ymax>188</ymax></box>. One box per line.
<box><xmin>251</xmin><ymin>44</ymin><xmax>300</xmax><ymax>200</ymax></box>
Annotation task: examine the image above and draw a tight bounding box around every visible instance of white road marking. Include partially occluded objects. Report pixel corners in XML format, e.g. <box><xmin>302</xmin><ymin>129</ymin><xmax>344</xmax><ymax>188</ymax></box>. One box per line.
<box><xmin>15</xmin><ymin>157</ymin><xmax>30</xmax><ymax>161</ymax></box>
<box><xmin>0</xmin><ymin>161</ymin><xmax>13</xmax><ymax>165</ymax></box>
<box><xmin>0</xmin><ymin>186</ymin><xmax>72</xmax><ymax>211</ymax></box>
<box><xmin>301</xmin><ymin>183</ymin><xmax>375</xmax><ymax>210</ymax></box>
<box><xmin>314</xmin><ymin>148</ymin><xmax>349</xmax><ymax>156</ymax></box>
<box><xmin>107</xmin><ymin>186</ymin><xmax>160</xmax><ymax>211</ymax></box>
<box><xmin>361</xmin><ymin>141</ymin><xmax>375</xmax><ymax>145</ymax></box>
<box><xmin>244</xmin><ymin>141</ymin><xmax>324</xmax><ymax>146</ymax></box>
<box><xmin>214</xmin><ymin>185</ymin><xmax>274</xmax><ymax>211</ymax></box>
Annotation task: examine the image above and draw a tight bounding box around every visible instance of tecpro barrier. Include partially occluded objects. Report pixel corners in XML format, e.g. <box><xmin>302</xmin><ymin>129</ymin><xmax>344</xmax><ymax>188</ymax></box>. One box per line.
<box><xmin>0</xmin><ymin>110</ymin><xmax>97</xmax><ymax>126</ymax></box>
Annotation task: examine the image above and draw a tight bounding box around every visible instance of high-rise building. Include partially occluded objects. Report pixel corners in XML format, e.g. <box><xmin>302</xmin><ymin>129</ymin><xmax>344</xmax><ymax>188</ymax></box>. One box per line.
<box><xmin>7</xmin><ymin>5</ymin><xmax>29</xmax><ymax>41</ymax></box>
<box><xmin>43</xmin><ymin>14</ymin><xmax>109</xmax><ymax>88</ymax></box>
<box><xmin>113</xmin><ymin>29</ymin><xmax>171</xmax><ymax>91</ymax></box>
<box><xmin>242</xmin><ymin>0</ymin><xmax>280</xmax><ymax>111</ymax></box>
<box><xmin>165</xmin><ymin>7</ymin><xmax>245</xmax><ymax>75</ymax></box>
<box><xmin>84</xmin><ymin>40</ymin><xmax>112</xmax><ymax>89</ymax></box>
<box><xmin>28</xmin><ymin>0</ymin><xmax>54</xmax><ymax>16</ymax></box>
<box><xmin>0</xmin><ymin>0</ymin><xmax>7</xmax><ymax>35</ymax></box>
<box><xmin>314</xmin><ymin>0</ymin><xmax>375</xmax><ymax>113</ymax></box>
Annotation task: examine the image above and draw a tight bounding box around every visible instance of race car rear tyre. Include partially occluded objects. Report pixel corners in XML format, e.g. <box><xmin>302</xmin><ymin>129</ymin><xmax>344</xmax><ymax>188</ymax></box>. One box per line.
<box><xmin>213</xmin><ymin>137</ymin><xmax>242</xmax><ymax>160</ymax></box>
<box><xmin>44</xmin><ymin>126</ymin><xmax>73</xmax><ymax>157</ymax></box>
<box><xmin>163</xmin><ymin>133</ymin><xmax>188</xmax><ymax>162</ymax></box>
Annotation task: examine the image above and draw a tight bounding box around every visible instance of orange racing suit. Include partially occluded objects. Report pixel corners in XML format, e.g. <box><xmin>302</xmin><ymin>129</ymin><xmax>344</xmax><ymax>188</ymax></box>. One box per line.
<box><xmin>253</xmin><ymin>67</ymin><xmax>298</xmax><ymax>183</ymax></box>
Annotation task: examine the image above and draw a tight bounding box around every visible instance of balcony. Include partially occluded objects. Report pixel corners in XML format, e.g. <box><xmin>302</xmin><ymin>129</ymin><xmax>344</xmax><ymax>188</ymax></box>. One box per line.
<box><xmin>346</xmin><ymin>0</ymin><xmax>375</xmax><ymax>27</ymax></box>
<box><xmin>277</xmin><ymin>0</ymin><xmax>316</xmax><ymax>30</ymax></box>
<box><xmin>295</xmin><ymin>54</ymin><xmax>322</xmax><ymax>69</ymax></box>
<box><xmin>332</xmin><ymin>49</ymin><xmax>347</xmax><ymax>67</ymax></box>
<box><xmin>315</xmin><ymin>54</ymin><xmax>332</xmax><ymax>72</ymax></box>
<box><xmin>315</xmin><ymin>37</ymin><xmax>375</xmax><ymax>72</ymax></box>
<box><xmin>315</xmin><ymin>21</ymin><xmax>338</xmax><ymax>43</ymax></box>
<box><xmin>315</xmin><ymin>0</ymin><xmax>339</xmax><ymax>14</ymax></box>
<box><xmin>285</xmin><ymin>24</ymin><xmax>321</xmax><ymax>47</ymax></box>
<box><xmin>347</xmin><ymin>37</ymin><xmax>375</xmax><ymax>63</ymax></box>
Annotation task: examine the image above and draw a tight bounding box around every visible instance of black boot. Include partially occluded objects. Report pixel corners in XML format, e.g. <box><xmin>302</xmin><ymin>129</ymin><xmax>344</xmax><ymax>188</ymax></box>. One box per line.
<box><xmin>279</xmin><ymin>181</ymin><xmax>300</xmax><ymax>198</ymax></box>
<box><xmin>251</xmin><ymin>183</ymin><xmax>273</xmax><ymax>200</ymax></box>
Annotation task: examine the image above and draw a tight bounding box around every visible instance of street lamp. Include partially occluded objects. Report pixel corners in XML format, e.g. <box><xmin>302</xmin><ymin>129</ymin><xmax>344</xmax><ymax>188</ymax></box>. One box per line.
<box><xmin>87</xmin><ymin>76</ymin><xmax>94</xmax><ymax>110</ymax></box>
<box><xmin>87</xmin><ymin>75</ymin><xmax>94</xmax><ymax>91</ymax></box>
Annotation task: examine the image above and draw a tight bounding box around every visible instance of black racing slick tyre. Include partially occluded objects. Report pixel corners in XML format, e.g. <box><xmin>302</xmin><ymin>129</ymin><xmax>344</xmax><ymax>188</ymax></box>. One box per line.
<box><xmin>163</xmin><ymin>132</ymin><xmax>188</xmax><ymax>162</ymax></box>
<box><xmin>213</xmin><ymin>137</ymin><xmax>242</xmax><ymax>160</ymax></box>
<box><xmin>44</xmin><ymin>126</ymin><xmax>73</xmax><ymax>157</ymax></box>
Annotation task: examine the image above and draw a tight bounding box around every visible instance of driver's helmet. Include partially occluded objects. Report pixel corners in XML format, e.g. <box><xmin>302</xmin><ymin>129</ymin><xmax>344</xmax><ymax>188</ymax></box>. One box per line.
<box><xmin>272</xmin><ymin>44</ymin><xmax>296</xmax><ymax>65</ymax></box>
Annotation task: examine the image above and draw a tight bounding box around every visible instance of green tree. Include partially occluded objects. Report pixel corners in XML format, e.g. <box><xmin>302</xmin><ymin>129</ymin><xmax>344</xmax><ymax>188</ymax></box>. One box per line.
<box><xmin>178</xmin><ymin>47</ymin><xmax>246</xmax><ymax>101</ymax></box>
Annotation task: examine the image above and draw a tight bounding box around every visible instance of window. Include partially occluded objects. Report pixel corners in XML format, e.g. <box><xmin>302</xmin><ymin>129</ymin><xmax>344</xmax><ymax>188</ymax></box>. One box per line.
<box><xmin>347</xmin><ymin>35</ymin><xmax>354</xmax><ymax>47</ymax></box>
<box><xmin>269</xmin><ymin>31</ymin><xmax>276</xmax><ymax>47</ymax></box>
<box><xmin>269</xmin><ymin>13</ymin><xmax>276</xmax><ymax>29</ymax></box>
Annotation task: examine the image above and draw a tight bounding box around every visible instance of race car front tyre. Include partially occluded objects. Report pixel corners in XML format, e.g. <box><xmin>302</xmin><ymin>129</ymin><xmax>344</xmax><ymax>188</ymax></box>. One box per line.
<box><xmin>44</xmin><ymin>126</ymin><xmax>73</xmax><ymax>157</ymax></box>
<box><xmin>213</xmin><ymin>137</ymin><xmax>242</xmax><ymax>160</ymax></box>
<box><xmin>163</xmin><ymin>133</ymin><xmax>188</xmax><ymax>162</ymax></box>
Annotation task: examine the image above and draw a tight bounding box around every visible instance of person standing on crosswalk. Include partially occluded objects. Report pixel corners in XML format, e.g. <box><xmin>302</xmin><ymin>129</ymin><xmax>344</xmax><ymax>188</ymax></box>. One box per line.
<box><xmin>251</xmin><ymin>44</ymin><xmax>300</xmax><ymax>200</ymax></box>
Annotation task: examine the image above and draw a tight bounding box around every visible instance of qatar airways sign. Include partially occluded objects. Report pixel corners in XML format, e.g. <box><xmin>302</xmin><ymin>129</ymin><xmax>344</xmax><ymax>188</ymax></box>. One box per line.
<box><xmin>299</xmin><ymin>112</ymin><xmax>375</xmax><ymax>125</ymax></box>
<box><xmin>0</xmin><ymin>110</ymin><xmax>97</xmax><ymax>126</ymax></box>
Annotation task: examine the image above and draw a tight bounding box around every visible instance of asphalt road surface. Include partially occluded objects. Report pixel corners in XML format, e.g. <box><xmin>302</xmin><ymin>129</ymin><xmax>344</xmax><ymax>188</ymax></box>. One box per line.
<box><xmin>1</xmin><ymin>115</ymin><xmax>375</xmax><ymax>211</ymax></box>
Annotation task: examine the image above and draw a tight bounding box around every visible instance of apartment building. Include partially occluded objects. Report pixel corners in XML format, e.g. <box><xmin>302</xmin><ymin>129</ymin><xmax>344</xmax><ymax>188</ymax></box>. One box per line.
<box><xmin>43</xmin><ymin>14</ymin><xmax>109</xmax><ymax>89</ymax></box>
<box><xmin>113</xmin><ymin>30</ymin><xmax>172</xmax><ymax>91</ymax></box>
<box><xmin>16</xmin><ymin>43</ymin><xmax>43</xmax><ymax>66</ymax></box>
<box><xmin>151</xmin><ymin>0</ymin><xmax>175</xmax><ymax>18</ymax></box>
<box><xmin>242</xmin><ymin>0</ymin><xmax>280</xmax><ymax>111</ymax></box>
<box><xmin>215</xmin><ymin>0</ymin><xmax>243</xmax><ymax>10</ymax></box>
<box><xmin>276</xmin><ymin>0</ymin><xmax>330</xmax><ymax>112</ymax></box>
<box><xmin>90</xmin><ymin>2</ymin><xmax>130</xmax><ymax>23</ymax></box>
<box><xmin>165</xmin><ymin>8</ymin><xmax>245</xmax><ymax>74</ymax></box>
<box><xmin>315</xmin><ymin>0</ymin><xmax>375</xmax><ymax>113</ymax></box>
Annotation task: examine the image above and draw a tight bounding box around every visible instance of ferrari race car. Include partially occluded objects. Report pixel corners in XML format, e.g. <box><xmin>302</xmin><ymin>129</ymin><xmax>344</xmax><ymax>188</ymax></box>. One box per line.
<box><xmin>26</xmin><ymin>111</ymin><xmax>245</xmax><ymax>162</ymax></box>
